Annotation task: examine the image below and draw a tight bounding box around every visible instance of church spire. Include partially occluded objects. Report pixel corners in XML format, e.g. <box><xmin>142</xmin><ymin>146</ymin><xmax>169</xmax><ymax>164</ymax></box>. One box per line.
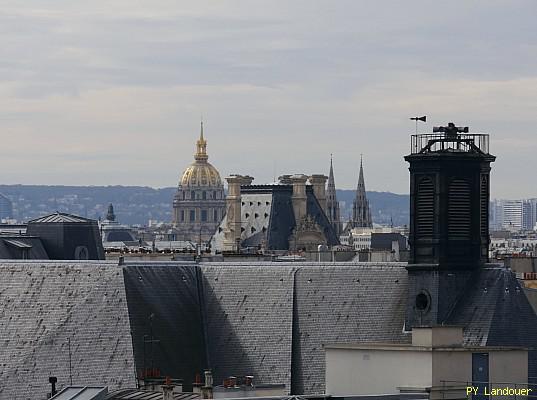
<box><xmin>351</xmin><ymin>155</ymin><xmax>372</xmax><ymax>228</ymax></box>
<box><xmin>326</xmin><ymin>154</ymin><xmax>341</xmax><ymax>235</ymax></box>
<box><xmin>358</xmin><ymin>154</ymin><xmax>364</xmax><ymax>189</ymax></box>
<box><xmin>195</xmin><ymin>120</ymin><xmax>208</xmax><ymax>162</ymax></box>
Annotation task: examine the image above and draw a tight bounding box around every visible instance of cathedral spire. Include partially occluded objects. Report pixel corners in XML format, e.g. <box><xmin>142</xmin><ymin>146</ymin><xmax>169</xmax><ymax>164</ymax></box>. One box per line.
<box><xmin>195</xmin><ymin>120</ymin><xmax>208</xmax><ymax>162</ymax></box>
<box><xmin>358</xmin><ymin>154</ymin><xmax>364</xmax><ymax>189</ymax></box>
<box><xmin>326</xmin><ymin>154</ymin><xmax>341</xmax><ymax>235</ymax></box>
<box><xmin>351</xmin><ymin>155</ymin><xmax>372</xmax><ymax>228</ymax></box>
<box><xmin>328</xmin><ymin>154</ymin><xmax>335</xmax><ymax>190</ymax></box>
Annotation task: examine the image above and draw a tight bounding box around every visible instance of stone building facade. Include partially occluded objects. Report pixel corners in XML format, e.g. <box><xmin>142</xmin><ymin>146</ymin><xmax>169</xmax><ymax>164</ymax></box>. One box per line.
<box><xmin>172</xmin><ymin>123</ymin><xmax>225</xmax><ymax>243</ymax></box>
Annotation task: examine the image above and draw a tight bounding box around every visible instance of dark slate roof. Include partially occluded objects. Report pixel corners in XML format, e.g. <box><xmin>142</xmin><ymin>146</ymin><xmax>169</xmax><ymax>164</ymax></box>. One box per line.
<box><xmin>0</xmin><ymin>235</ymin><xmax>49</xmax><ymax>259</ymax></box>
<box><xmin>305</xmin><ymin>188</ymin><xmax>339</xmax><ymax>246</ymax></box>
<box><xmin>122</xmin><ymin>263</ymin><xmax>206</xmax><ymax>390</ymax></box>
<box><xmin>29</xmin><ymin>212</ymin><xmax>92</xmax><ymax>224</ymax></box>
<box><xmin>0</xmin><ymin>262</ymin><xmax>135</xmax><ymax>400</ymax></box>
<box><xmin>448</xmin><ymin>267</ymin><xmax>537</xmax><ymax>382</ymax></box>
<box><xmin>370</xmin><ymin>233</ymin><xmax>407</xmax><ymax>251</ymax></box>
<box><xmin>4</xmin><ymin>261</ymin><xmax>537</xmax><ymax>397</ymax></box>
<box><xmin>265</xmin><ymin>187</ymin><xmax>295</xmax><ymax>250</ymax></box>
<box><xmin>292</xmin><ymin>264</ymin><xmax>409</xmax><ymax>394</ymax></box>
<box><xmin>200</xmin><ymin>264</ymin><xmax>296</xmax><ymax>391</ymax></box>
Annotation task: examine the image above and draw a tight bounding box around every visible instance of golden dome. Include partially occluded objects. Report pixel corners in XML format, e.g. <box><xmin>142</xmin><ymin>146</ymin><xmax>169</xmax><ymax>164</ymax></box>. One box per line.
<box><xmin>179</xmin><ymin>122</ymin><xmax>223</xmax><ymax>188</ymax></box>
<box><xmin>181</xmin><ymin>162</ymin><xmax>222</xmax><ymax>187</ymax></box>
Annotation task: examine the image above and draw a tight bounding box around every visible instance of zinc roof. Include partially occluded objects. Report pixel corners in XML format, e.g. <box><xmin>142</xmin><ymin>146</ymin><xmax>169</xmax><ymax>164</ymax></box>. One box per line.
<box><xmin>29</xmin><ymin>212</ymin><xmax>92</xmax><ymax>224</ymax></box>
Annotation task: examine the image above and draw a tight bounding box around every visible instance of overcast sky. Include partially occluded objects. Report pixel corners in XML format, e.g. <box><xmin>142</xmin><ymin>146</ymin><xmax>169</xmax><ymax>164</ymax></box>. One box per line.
<box><xmin>1</xmin><ymin>1</ymin><xmax>536</xmax><ymax>198</ymax></box>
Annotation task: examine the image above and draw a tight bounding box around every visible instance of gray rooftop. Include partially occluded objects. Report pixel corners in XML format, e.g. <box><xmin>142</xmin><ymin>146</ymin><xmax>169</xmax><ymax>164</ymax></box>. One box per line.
<box><xmin>29</xmin><ymin>212</ymin><xmax>92</xmax><ymax>224</ymax></box>
<box><xmin>106</xmin><ymin>389</ymin><xmax>200</xmax><ymax>400</ymax></box>
<box><xmin>0</xmin><ymin>262</ymin><xmax>135</xmax><ymax>399</ymax></box>
<box><xmin>2</xmin><ymin>261</ymin><xmax>537</xmax><ymax>398</ymax></box>
<box><xmin>51</xmin><ymin>386</ymin><xmax>107</xmax><ymax>400</ymax></box>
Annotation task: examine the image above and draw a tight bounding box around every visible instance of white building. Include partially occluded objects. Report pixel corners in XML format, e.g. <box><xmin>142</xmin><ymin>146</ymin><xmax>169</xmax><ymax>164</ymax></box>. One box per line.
<box><xmin>325</xmin><ymin>326</ymin><xmax>529</xmax><ymax>399</ymax></box>
<box><xmin>490</xmin><ymin>199</ymin><xmax>537</xmax><ymax>232</ymax></box>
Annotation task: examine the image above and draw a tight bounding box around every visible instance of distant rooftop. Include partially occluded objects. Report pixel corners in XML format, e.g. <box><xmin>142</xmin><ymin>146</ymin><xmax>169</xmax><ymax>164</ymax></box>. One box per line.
<box><xmin>106</xmin><ymin>389</ymin><xmax>200</xmax><ymax>400</ymax></box>
<box><xmin>51</xmin><ymin>386</ymin><xmax>107</xmax><ymax>400</ymax></box>
<box><xmin>29</xmin><ymin>212</ymin><xmax>93</xmax><ymax>224</ymax></box>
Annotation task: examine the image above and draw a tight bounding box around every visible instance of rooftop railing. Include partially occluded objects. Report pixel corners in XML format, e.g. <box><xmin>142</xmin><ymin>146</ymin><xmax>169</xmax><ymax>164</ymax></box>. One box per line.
<box><xmin>410</xmin><ymin>133</ymin><xmax>490</xmax><ymax>155</ymax></box>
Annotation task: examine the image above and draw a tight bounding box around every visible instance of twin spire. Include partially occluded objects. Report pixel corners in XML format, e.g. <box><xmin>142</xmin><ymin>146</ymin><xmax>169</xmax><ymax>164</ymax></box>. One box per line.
<box><xmin>352</xmin><ymin>154</ymin><xmax>372</xmax><ymax>228</ymax></box>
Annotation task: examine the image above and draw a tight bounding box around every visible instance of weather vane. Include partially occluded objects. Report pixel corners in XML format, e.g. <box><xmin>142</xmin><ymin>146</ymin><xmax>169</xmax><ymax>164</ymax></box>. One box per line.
<box><xmin>410</xmin><ymin>116</ymin><xmax>426</xmax><ymax>134</ymax></box>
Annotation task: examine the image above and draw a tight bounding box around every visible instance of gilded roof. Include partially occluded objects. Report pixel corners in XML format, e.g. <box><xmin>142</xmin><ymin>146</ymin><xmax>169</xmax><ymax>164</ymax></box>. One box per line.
<box><xmin>180</xmin><ymin>161</ymin><xmax>222</xmax><ymax>187</ymax></box>
<box><xmin>179</xmin><ymin>122</ymin><xmax>223</xmax><ymax>188</ymax></box>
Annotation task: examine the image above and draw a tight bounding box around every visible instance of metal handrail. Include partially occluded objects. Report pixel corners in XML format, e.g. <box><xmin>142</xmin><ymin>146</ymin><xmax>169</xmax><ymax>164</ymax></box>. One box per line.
<box><xmin>410</xmin><ymin>133</ymin><xmax>489</xmax><ymax>155</ymax></box>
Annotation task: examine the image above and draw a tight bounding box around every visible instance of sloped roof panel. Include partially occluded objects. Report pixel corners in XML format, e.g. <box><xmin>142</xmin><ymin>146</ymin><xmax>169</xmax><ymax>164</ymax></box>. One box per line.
<box><xmin>0</xmin><ymin>262</ymin><xmax>136</xmax><ymax>399</ymax></box>
<box><xmin>29</xmin><ymin>212</ymin><xmax>92</xmax><ymax>224</ymax></box>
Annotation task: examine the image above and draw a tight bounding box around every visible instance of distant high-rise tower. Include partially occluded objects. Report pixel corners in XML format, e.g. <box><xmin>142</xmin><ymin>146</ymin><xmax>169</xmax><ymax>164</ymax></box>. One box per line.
<box><xmin>351</xmin><ymin>156</ymin><xmax>373</xmax><ymax>228</ymax></box>
<box><xmin>0</xmin><ymin>194</ymin><xmax>13</xmax><ymax>221</ymax></box>
<box><xmin>326</xmin><ymin>155</ymin><xmax>341</xmax><ymax>236</ymax></box>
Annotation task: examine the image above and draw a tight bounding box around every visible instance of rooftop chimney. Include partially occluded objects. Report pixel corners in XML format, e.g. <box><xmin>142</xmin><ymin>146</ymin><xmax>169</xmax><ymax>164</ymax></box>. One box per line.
<box><xmin>202</xmin><ymin>370</ymin><xmax>214</xmax><ymax>399</ymax></box>
<box><xmin>309</xmin><ymin>174</ymin><xmax>328</xmax><ymax>214</ymax></box>
<box><xmin>223</xmin><ymin>175</ymin><xmax>254</xmax><ymax>252</ymax></box>
<box><xmin>278</xmin><ymin>175</ymin><xmax>293</xmax><ymax>185</ymax></box>
<box><xmin>290</xmin><ymin>174</ymin><xmax>308</xmax><ymax>223</ymax></box>
<box><xmin>48</xmin><ymin>376</ymin><xmax>58</xmax><ymax>398</ymax></box>
<box><xmin>162</xmin><ymin>376</ymin><xmax>174</xmax><ymax>400</ymax></box>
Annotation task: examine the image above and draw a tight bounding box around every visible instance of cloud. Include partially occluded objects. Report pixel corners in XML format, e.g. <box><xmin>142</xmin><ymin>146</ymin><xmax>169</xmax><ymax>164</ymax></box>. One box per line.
<box><xmin>0</xmin><ymin>0</ymin><xmax>536</xmax><ymax>198</ymax></box>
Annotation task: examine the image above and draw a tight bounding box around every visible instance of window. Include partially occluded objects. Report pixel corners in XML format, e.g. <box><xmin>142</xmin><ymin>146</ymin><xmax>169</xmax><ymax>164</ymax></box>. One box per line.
<box><xmin>202</xmin><ymin>191</ymin><xmax>207</xmax><ymax>200</ymax></box>
<box><xmin>214</xmin><ymin>210</ymin><xmax>218</xmax><ymax>221</ymax></box>
<box><xmin>201</xmin><ymin>209</ymin><xmax>208</xmax><ymax>222</ymax></box>
<box><xmin>416</xmin><ymin>177</ymin><xmax>434</xmax><ymax>237</ymax></box>
<box><xmin>190</xmin><ymin>210</ymin><xmax>196</xmax><ymax>222</ymax></box>
<box><xmin>214</xmin><ymin>191</ymin><xmax>217</xmax><ymax>199</ymax></box>
<box><xmin>448</xmin><ymin>178</ymin><xmax>471</xmax><ymax>239</ymax></box>
<box><xmin>191</xmin><ymin>191</ymin><xmax>195</xmax><ymax>200</ymax></box>
<box><xmin>180</xmin><ymin>210</ymin><xmax>184</xmax><ymax>222</ymax></box>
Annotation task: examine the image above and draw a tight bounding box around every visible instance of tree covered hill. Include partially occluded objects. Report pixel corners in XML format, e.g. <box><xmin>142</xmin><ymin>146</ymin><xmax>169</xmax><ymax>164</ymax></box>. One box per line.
<box><xmin>0</xmin><ymin>185</ymin><xmax>409</xmax><ymax>227</ymax></box>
